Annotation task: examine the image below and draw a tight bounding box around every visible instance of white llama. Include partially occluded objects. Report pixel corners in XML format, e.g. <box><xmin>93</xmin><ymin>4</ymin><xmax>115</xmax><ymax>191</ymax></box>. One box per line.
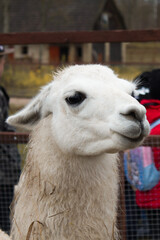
<box><xmin>0</xmin><ymin>230</ymin><xmax>11</xmax><ymax>240</ymax></box>
<box><xmin>5</xmin><ymin>64</ymin><xmax>149</xmax><ymax>240</ymax></box>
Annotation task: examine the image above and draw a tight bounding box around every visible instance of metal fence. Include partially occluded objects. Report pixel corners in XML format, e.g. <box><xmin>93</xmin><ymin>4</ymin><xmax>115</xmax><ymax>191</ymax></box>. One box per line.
<box><xmin>0</xmin><ymin>132</ymin><xmax>28</xmax><ymax>233</ymax></box>
<box><xmin>119</xmin><ymin>136</ymin><xmax>160</xmax><ymax>240</ymax></box>
<box><xmin>0</xmin><ymin>132</ymin><xmax>160</xmax><ymax>240</ymax></box>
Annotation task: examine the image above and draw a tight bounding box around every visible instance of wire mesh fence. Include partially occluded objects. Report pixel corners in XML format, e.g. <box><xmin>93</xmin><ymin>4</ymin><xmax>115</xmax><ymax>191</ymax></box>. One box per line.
<box><xmin>122</xmin><ymin>135</ymin><xmax>160</xmax><ymax>240</ymax></box>
<box><xmin>0</xmin><ymin>132</ymin><xmax>28</xmax><ymax>233</ymax></box>
<box><xmin>0</xmin><ymin>132</ymin><xmax>160</xmax><ymax>239</ymax></box>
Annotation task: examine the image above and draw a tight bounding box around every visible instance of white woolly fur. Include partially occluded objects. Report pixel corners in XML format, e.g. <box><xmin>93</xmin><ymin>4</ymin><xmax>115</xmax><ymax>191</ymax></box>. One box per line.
<box><xmin>4</xmin><ymin>64</ymin><xmax>150</xmax><ymax>240</ymax></box>
<box><xmin>0</xmin><ymin>230</ymin><xmax>11</xmax><ymax>240</ymax></box>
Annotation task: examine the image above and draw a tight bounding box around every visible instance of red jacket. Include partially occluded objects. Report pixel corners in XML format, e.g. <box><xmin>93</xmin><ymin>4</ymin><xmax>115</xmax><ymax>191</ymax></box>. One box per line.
<box><xmin>136</xmin><ymin>99</ymin><xmax>160</xmax><ymax>208</ymax></box>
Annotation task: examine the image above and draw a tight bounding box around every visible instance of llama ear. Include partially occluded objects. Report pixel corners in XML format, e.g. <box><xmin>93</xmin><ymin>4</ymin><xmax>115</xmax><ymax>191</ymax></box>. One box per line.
<box><xmin>7</xmin><ymin>84</ymin><xmax>52</xmax><ymax>130</ymax></box>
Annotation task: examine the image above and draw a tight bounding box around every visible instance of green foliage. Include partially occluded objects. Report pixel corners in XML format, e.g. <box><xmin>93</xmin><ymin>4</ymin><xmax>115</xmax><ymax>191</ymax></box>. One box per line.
<box><xmin>1</xmin><ymin>64</ymin><xmax>54</xmax><ymax>97</ymax></box>
<box><xmin>111</xmin><ymin>64</ymin><xmax>158</xmax><ymax>81</ymax></box>
<box><xmin>1</xmin><ymin>63</ymin><xmax>158</xmax><ymax>98</ymax></box>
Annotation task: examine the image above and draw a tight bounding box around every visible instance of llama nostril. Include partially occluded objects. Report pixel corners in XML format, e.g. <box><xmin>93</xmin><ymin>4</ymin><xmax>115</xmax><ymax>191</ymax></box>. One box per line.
<box><xmin>121</xmin><ymin>112</ymin><xmax>140</xmax><ymax>124</ymax></box>
<box><xmin>118</xmin><ymin>107</ymin><xmax>144</xmax><ymax>139</ymax></box>
<box><xmin>126</xmin><ymin>110</ymin><xmax>142</xmax><ymax>122</ymax></box>
<box><xmin>128</xmin><ymin>111</ymin><xmax>137</xmax><ymax>120</ymax></box>
<box><xmin>121</xmin><ymin>105</ymin><xmax>145</xmax><ymax>123</ymax></box>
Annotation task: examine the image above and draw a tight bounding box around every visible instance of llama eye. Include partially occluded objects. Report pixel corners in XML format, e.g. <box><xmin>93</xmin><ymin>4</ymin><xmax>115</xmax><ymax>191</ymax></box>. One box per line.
<box><xmin>65</xmin><ymin>91</ymin><xmax>86</xmax><ymax>106</ymax></box>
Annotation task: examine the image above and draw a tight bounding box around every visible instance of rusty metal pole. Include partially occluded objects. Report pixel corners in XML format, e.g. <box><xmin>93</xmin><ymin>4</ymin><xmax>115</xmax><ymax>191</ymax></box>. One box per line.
<box><xmin>117</xmin><ymin>151</ymin><xmax>126</xmax><ymax>240</ymax></box>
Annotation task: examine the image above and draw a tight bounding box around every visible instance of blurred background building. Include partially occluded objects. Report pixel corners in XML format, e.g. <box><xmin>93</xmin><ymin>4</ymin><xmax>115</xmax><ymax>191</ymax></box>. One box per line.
<box><xmin>0</xmin><ymin>0</ymin><xmax>127</xmax><ymax>64</ymax></box>
<box><xmin>1</xmin><ymin>0</ymin><xmax>160</xmax><ymax>65</ymax></box>
<box><xmin>1</xmin><ymin>0</ymin><xmax>160</xmax><ymax>97</ymax></box>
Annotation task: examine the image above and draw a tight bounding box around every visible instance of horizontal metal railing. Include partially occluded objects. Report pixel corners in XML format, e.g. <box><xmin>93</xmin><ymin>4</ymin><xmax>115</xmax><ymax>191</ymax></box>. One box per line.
<box><xmin>0</xmin><ymin>131</ymin><xmax>159</xmax><ymax>145</ymax></box>
<box><xmin>1</xmin><ymin>29</ymin><xmax>160</xmax><ymax>45</ymax></box>
<box><xmin>0</xmin><ymin>132</ymin><xmax>29</xmax><ymax>144</ymax></box>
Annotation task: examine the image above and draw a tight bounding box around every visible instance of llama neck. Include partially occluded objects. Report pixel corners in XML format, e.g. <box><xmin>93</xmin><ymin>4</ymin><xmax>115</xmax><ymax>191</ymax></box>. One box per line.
<box><xmin>28</xmin><ymin>117</ymin><xmax>119</xmax><ymax>193</ymax></box>
<box><xmin>17</xmin><ymin>117</ymin><xmax>120</xmax><ymax>239</ymax></box>
<box><xmin>27</xmin><ymin>123</ymin><xmax>119</xmax><ymax>232</ymax></box>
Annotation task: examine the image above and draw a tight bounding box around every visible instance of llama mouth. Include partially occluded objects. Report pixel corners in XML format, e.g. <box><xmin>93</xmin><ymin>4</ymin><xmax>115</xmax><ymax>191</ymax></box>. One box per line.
<box><xmin>118</xmin><ymin>132</ymin><xmax>144</xmax><ymax>143</ymax></box>
<box><xmin>110</xmin><ymin>119</ymin><xmax>149</xmax><ymax>145</ymax></box>
<box><xmin>111</xmin><ymin>129</ymin><xmax>145</xmax><ymax>145</ymax></box>
<box><xmin>116</xmin><ymin>121</ymin><xmax>150</xmax><ymax>144</ymax></box>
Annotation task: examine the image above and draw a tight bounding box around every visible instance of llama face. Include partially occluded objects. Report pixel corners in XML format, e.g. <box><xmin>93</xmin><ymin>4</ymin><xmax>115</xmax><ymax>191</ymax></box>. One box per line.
<box><xmin>7</xmin><ymin>65</ymin><xmax>150</xmax><ymax>155</ymax></box>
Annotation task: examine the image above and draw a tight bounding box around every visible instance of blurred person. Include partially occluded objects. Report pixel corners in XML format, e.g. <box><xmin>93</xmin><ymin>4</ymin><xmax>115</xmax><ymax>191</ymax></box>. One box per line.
<box><xmin>124</xmin><ymin>71</ymin><xmax>152</xmax><ymax>240</ymax></box>
<box><xmin>0</xmin><ymin>45</ymin><xmax>21</xmax><ymax>233</ymax></box>
<box><xmin>135</xmin><ymin>69</ymin><xmax>160</xmax><ymax>240</ymax></box>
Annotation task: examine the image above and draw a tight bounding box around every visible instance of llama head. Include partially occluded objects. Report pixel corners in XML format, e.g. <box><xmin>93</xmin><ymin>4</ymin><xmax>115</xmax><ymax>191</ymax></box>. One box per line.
<box><xmin>7</xmin><ymin>65</ymin><xmax>150</xmax><ymax>155</ymax></box>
